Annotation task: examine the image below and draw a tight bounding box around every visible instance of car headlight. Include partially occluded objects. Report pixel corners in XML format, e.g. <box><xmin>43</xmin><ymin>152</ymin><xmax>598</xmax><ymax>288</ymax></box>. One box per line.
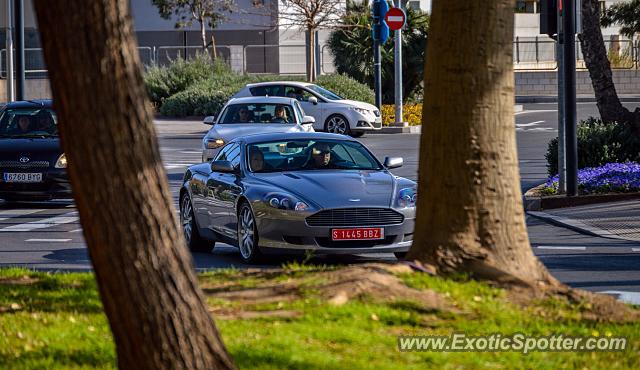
<box><xmin>352</xmin><ymin>107</ymin><xmax>370</xmax><ymax>115</ymax></box>
<box><xmin>265</xmin><ymin>193</ymin><xmax>309</xmax><ymax>211</ymax></box>
<box><xmin>397</xmin><ymin>187</ymin><xmax>417</xmax><ymax>208</ymax></box>
<box><xmin>205</xmin><ymin>138</ymin><xmax>225</xmax><ymax>149</ymax></box>
<box><xmin>55</xmin><ymin>154</ymin><xmax>67</xmax><ymax>168</ymax></box>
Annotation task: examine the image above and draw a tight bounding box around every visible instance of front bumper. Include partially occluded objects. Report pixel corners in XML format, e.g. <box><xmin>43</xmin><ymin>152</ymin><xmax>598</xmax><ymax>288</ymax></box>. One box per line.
<box><xmin>255</xmin><ymin>206</ymin><xmax>415</xmax><ymax>255</ymax></box>
<box><xmin>0</xmin><ymin>169</ymin><xmax>72</xmax><ymax>200</ymax></box>
<box><xmin>349</xmin><ymin>111</ymin><xmax>383</xmax><ymax>132</ymax></box>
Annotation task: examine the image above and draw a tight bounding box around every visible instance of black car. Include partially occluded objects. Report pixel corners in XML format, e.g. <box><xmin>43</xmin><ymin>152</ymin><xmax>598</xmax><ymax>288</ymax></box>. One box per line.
<box><xmin>0</xmin><ymin>100</ymin><xmax>71</xmax><ymax>201</ymax></box>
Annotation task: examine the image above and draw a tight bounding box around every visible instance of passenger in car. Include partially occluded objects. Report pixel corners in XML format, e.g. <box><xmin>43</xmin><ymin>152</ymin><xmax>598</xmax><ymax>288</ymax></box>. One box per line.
<box><xmin>271</xmin><ymin>106</ymin><xmax>289</xmax><ymax>123</ymax></box>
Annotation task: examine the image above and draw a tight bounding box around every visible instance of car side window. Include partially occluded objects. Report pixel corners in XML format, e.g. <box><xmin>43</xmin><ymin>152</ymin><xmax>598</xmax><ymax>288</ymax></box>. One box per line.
<box><xmin>214</xmin><ymin>144</ymin><xmax>233</xmax><ymax>162</ymax></box>
<box><xmin>283</xmin><ymin>86</ymin><xmax>316</xmax><ymax>102</ymax></box>
<box><xmin>250</xmin><ymin>85</ymin><xmax>282</xmax><ymax>97</ymax></box>
<box><xmin>293</xmin><ymin>101</ymin><xmax>305</xmax><ymax>121</ymax></box>
<box><xmin>226</xmin><ymin>144</ymin><xmax>241</xmax><ymax>168</ymax></box>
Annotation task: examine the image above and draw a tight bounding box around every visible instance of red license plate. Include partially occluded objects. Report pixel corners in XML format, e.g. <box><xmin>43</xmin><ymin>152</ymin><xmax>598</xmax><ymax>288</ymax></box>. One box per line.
<box><xmin>331</xmin><ymin>228</ymin><xmax>384</xmax><ymax>241</ymax></box>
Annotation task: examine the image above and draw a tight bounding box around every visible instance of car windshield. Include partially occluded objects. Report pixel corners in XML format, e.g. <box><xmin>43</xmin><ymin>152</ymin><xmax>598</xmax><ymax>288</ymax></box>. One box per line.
<box><xmin>247</xmin><ymin>139</ymin><xmax>382</xmax><ymax>173</ymax></box>
<box><xmin>218</xmin><ymin>103</ymin><xmax>297</xmax><ymax>124</ymax></box>
<box><xmin>306</xmin><ymin>85</ymin><xmax>343</xmax><ymax>101</ymax></box>
<box><xmin>0</xmin><ymin>108</ymin><xmax>58</xmax><ymax>138</ymax></box>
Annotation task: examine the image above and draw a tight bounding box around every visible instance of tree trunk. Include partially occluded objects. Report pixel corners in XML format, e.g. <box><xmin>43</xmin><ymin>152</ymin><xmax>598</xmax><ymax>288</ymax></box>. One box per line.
<box><xmin>579</xmin><ymin>0</ymin><xmax>631</xmax><ymax>124</ymax></box>
<box><xmin>307</xmin><ymin>28</ymin><xmax>317</xmax><ymax>82</ymax></box>
<box><xmin>200</xmin><ymin>20</ymin><xmax>208</xmax><ymax>52</ymax></box>
<box><xmin>33</xmin><ymin>1</ymin><xmax>235</xmax><ymax>369</ymax></box>
<box><xmin>407</xmin><ymin>0</ymin><xmax>556</xmax><ymax>286</ymax></box>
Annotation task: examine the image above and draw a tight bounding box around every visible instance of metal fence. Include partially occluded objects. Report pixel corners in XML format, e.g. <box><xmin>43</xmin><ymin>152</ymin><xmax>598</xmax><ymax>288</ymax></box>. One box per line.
<box><xmin>2</xmin><ymin>39</ymin><xmax>638</xmax><ymax>78</ymax></box>
<box><xmin>514</xmin><ymin>36</ymin><xmax>639</xmax><ymax>70</ymax></box>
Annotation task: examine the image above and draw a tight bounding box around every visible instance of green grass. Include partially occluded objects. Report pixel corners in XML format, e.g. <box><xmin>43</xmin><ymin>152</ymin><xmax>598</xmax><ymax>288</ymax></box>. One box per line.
<box><xmin>1</xmin><ymin>267</ymin><xmax>639</xmax><ymax>369</ymax></box>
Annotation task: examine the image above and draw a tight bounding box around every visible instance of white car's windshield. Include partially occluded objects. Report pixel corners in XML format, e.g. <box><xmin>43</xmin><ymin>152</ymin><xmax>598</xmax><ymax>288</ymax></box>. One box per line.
<box><xmin>0</xmin><ymin>108</ymin><xmax>58</xmax><ymax>138</ymax></box>
<box><xmin>247</xmin><ymin>139</ymin><xmax>382</xmax><ymax>173</ymax></box>
<box><xmin>306</xmin><ymin>85</ymin><xmax>343</xmax><ymax>101</ymax></box>
<box><xmin>219</xmin><ymin>104</ymin><xmax>297</xmax><ymax>124</ymax></box>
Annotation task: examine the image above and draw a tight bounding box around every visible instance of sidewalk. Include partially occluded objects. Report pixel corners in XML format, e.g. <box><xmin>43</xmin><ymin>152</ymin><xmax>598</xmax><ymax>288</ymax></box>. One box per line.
<box><xmin>528</xmin><ymin>199</ymin><xmax>640</xmax><ymax>242</ymax></box>
<box><xmin>516</xmin><ymin>94</ymin><xmax>640</xmax><ymax>104</ymax></box>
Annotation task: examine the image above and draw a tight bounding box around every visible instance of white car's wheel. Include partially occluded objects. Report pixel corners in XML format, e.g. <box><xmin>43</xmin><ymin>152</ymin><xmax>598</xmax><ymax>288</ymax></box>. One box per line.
<box><xmin>325</xmin><ymin>114</ymin><xmax>351</xmax><ymax>135</ymax></box>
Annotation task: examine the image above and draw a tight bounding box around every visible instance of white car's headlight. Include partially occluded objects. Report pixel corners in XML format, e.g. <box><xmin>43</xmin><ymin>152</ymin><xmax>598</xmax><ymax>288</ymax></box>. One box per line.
<box><xmin>352</xmin><ymin>107</ymin><xmax>370</xmax><ymax>115</ymax></box>
<box><xmin>205</xmin><ymin>138</ymin><xmax>225</xmax><ymax>149</ymax></box>
<box><xmin>397</xmin><ymin>187</ymin><xmax>417</xmax><ymax>208</ymax></box>
<box><xmin>55</xmin><ymin>154</ymin><xmax>67</xmax><ymax>168</ymax></box>
<box><xmin>265</xmin><ymin>193</ymin><xmax>309</xmax><ymax>211</ymax></box>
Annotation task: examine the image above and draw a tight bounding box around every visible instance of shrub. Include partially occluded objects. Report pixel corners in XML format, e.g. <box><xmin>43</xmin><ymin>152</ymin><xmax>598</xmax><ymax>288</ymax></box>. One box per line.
<box><xmin>159</xmin><ymin>86</ymin><xmax>232</xmax><ymax>117</ymax></box>
<box><xmin>144</xmin><ymin>54</ymin><xmax>227</xmax><ymax>105</ymax></box>
<box><xmin>543</xmin><ymin>162</ymin><xmax>640</xmax><ymax>195</ymax></box>
<box><xmin>381</xmin><ymin>104</ymin><xmax>423</xmax><ymax>126</ymax></box>
<box><xmin>545</xmin><ymin>117</ymin><xmax>640</xmax><ymax>175</ymax></box>
<box><xmin>314</xmin><ymin>74</ymin><xmax>374</xmax><ymax>104</ymax></box>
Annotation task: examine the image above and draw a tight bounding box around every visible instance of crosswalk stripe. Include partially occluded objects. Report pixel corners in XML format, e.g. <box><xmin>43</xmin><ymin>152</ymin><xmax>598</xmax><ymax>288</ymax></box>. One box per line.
<box><xmin>26</xmin><ymin>239</ymin><xmax>72</xmax><ymax>242</ymax></box>
<box><xmin>0</xmin><ymin>209</ymin><xmax>44</xmax><ymax>221</ymax></box>
<box><xmin>536</xmin><ymin>246</ymin><xmax>586</xmax><ymax>250</ymax></box>
<box><xmin>0</xmin><ymin>212</ymin><xmax>79</xmax><ymax>232</ymax></box>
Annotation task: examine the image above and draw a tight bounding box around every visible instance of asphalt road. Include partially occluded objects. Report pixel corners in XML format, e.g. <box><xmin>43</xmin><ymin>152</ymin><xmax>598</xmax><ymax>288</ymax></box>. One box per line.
<box><xmin>1</xmin><ymin>102</ymin><xmax>640</xmax><ymax>297</ymax></box>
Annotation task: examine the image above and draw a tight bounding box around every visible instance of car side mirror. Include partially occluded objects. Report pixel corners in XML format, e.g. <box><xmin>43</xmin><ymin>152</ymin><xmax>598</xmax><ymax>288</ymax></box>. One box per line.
<box><xmin>203</xmin><ymin>116</ymin><xmax>216</xmax><ymax>125</ymax></box>
<box><xmin>302</xmin><ymin>115</ymin><xmax>316</xmax><ymax>125</ymax></box>
<box><xmin>384</xmin><ymin>156</ymin><xmax>403</xmax><ymax>169</ymax></box>
<box><xmin>211</xmin><ymin>160</ymin><xmax>235</xmax><ymax>173</ymax></box>
<box><xmin>308</xmin><ymin>96</ymin><xmax>318</xmax><ymax>105</ymax></box>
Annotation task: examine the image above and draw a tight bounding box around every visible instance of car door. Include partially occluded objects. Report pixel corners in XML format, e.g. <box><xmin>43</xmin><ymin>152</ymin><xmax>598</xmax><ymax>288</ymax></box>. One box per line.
<box><xmin>205</xmin><ymin>143</ymin><xmax>243</xmax><ymax>239</ymax></box>
<box><xmin>284</xmin><ymin>85</ymin><xmax>324</xmax><ymax>130</ymax></box>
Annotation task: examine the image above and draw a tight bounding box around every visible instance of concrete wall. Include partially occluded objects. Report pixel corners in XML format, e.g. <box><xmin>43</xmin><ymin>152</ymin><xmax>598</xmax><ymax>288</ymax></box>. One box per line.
<box><xmin>0</xmin><ymin>78</ymin><xmax>50</xmax><ymax>102</ymax></box>
<box><xmin>515</xmin><ymin>69</ymin><xmax>640</xmax><ymax>96</ymax></box>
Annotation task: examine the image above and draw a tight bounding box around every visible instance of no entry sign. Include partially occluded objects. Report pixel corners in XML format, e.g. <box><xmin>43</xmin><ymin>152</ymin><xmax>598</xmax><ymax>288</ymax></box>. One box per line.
<box><xmin>384</xmin><ymin>7</ymin><xmax>406</xmax><ymax>31</ymax></box>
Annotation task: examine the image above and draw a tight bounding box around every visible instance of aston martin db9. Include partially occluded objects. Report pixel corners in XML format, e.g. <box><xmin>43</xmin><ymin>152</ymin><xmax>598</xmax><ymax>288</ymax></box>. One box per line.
<box><xmin>180</xmin><ymin>132</ymin><xmax>416</xmax><ymax>263</ymax></box>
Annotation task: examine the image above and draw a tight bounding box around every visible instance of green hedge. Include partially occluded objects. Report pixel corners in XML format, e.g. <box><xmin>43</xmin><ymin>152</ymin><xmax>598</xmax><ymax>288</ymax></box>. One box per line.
<box><xmin>145</xmin><ymin>58</ymin><xmax>375</xmax><ymax>117</ymax></box>
<box><xmin>546</xmin><ymin>117</ymin><xmax>640</xmax><ymax>175</ymax></box>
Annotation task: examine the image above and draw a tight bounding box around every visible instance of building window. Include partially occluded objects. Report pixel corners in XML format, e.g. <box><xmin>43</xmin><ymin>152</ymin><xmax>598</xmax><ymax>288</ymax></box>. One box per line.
<box><xmin>515</xmin><ymin>0</ymin><xmax>539</xmax><ymax>14</ymax></box>
<box><xmin>407</xmin><ymin>0</ymin><xmax>421</xmax><ymax>11</ymax></box>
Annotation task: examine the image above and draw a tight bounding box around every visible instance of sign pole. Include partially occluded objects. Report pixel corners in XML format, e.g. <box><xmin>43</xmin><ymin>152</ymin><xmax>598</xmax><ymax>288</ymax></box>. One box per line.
<box><xmin>393</xmin><ymin>0</ymin><xmax>404</xmax><ymax>125</ymax></box>
<box><xmin>564</xmin><ymin>0</ymin><xmax>578</xmax><ymax>196</ymax></box>
<box><xmin>6</xmin><ymin>0</ymin><xmax>15</xmax><ymax>102</ymax></box>
<box><xmin>557</xmin><ymin>2</ymin><xmax>566</xmax><ymax>193</ymax></box>
<box><xmin>14</xmin><ymin>0</ymin><xmax>24</xmax><ymax>101</ymax></box>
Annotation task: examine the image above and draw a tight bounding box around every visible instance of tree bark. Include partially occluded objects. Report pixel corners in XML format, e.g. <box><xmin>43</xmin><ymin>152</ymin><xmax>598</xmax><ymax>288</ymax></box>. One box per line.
<box><xmin>200</xmin><ymin>19</ymin><xmax>208</xmax><ymax>51</ymax></box>
<box><xmin>307</xmin><ymin>28</ymin><xmax>317</xmax><ymax>82</ymax></box>
<box><xmin>407</xmin><ymin>0</ymin><xmax>556</xmax><ymax>286</ymax></box>
<box><xmin>579</xmin><ymin>0</ymin><xmax>633</xmax><ymax>124</ymax></box>
<box><xmin>33</xmin><ymin>1</ymin><xmax>235</xmax><ymax>369</ymax></box>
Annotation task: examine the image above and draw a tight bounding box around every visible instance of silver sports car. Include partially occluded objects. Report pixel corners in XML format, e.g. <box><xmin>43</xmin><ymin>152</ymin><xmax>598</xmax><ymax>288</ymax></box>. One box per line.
<box><xmin>179</xmin><ymin>132</ymin><xmax>416</xmax><ymax>263</ymax></box>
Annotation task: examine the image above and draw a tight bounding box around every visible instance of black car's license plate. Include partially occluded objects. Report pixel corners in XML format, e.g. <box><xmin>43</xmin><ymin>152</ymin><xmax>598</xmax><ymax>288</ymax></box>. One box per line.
<box><xmin>332</xmin><ymin>228</ymin><xmax>384</xmax><ymax>241</ymax></box>
<box><xmin>3</xmin><ymin>173</ymin><xmax>43</xmax><ymax>183</ymax></box>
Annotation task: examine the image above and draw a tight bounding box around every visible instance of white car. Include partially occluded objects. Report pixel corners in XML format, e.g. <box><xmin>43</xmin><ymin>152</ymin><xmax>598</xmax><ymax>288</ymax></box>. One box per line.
<box><xmin>232</xmin><ymin>81</ymin><xmax>382</xmax><ymax>137</ymax></box>
<box><xmin>201</xmin><ymin>96</ymin><xmax>315</xmax><ymax>162</ymax></box>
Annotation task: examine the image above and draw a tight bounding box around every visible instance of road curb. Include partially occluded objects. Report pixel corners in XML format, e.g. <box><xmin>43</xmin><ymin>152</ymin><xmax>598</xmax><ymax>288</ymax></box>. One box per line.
<box><xmin>523</xmin><ymin>184</ymin><xmax>640</xmax><ymax>211</ymax></box>
<box><xmin>527</xmin><ymin>211</ymin><xmax>636</xmax><ymax>242</ymax></box>
<box><xmin>516</xmin><ymin>95</ymin><xmax>640</xmax><ymax>104</ymax></box>
<box><xmin>371</xmin><ymin>126</ymin><xmax>421</xmax><ymax>134</ymax></box>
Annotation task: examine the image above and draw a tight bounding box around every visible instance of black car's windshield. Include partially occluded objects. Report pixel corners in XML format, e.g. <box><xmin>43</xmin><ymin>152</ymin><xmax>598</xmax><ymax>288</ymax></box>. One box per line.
<box><xmin>0</xmin><ymin>108</ymin><xmax>58</xmax><ymax>138</ymax></box>
<box><xmin>306</xmin><ymin>85</ymin><xmax>343</xmax><ymax>101</ymax></box>
<box><xmin>219</xmin><ymin>103</ymin><xmax>297</xmax><ymax>124</ymax></box>
<box><xmin>247</xmin><ymin>139</ymin><xmax>382</xmax><ymax>173</ymax></box>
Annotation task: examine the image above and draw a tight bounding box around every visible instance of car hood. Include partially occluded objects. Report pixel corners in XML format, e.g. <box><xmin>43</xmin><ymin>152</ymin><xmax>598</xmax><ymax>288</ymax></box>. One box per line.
<box><xmin>334</xmin><ymin>99</ymin><xmax>378</xmax><ymax>112</ymax></box>
<box><xmin>253</xmin><ymin>170</ymin><xmax>396</xmax><ymax>208</ymax></box>
<box><xmin>0</xmin><ymin>138</ymin><xmax>62</xmax><ymax>161</ymax></box>
<box><xmin>207</xmin><ymin>124</ymin><xmax>305</xmax><ymax>141</ymax></box>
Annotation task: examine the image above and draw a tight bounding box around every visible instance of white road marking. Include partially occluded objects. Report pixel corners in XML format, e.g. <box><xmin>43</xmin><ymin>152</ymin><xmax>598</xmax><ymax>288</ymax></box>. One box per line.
<box><xmin>26</xmin><ymin>239</ymin><xmax>72</xmax><ymax>243</ymax></box>
<box><xmin>70</xmin><ymin>228</ymin><xmax>84</xmax><ymax>233</ymax></box>
<box><xmin>632</xmin><ymin>248</ymin><xmax>640</xmax><ymax>252</ymax></box>
<box><xmin>514</xmin><ymin>109</ymin><xmax>558</xmax><ymax>115</ymax></box>
<box><xmin>0</xmin><ymin>212</ymin><xmax>79</xmax><ymax>232</ymax></box>
<box><xmin>599</xmin><ymin>291</ymin><xmax>640</xmax><ymax>305</ymax></box>
<box><xmin>179</xmin><ymin>150</ymin><xmax>202</xmax><ymax>154</ymax></box>
<box><xmin>536</xmin><ymin>246</ymin><xmax>587</xmax><ymax>250</ymax></box>
<box><xmin>0</xmin><ymin>209</ymin><xmax>44</xmax><ymax>221</ymax></box>
<box><xmin>517</xmin><ymin>121</ymin><xmax>545</xmax><ymax>127</ymax></box>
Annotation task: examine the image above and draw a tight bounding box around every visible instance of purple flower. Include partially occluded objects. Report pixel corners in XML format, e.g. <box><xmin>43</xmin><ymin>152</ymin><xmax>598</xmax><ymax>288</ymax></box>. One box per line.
<box><xmin>543</xmin><ymin>162</ymin><xmax>640</xmax><ymax>195</ymax></box>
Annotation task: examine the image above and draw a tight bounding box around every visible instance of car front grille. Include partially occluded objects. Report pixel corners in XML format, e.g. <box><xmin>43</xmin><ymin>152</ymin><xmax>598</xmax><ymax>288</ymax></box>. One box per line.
<box><xmin>306</xmin><ymin>208</ymin><xmax>404</xmax><ymax>227</ymax></box>
<box><xmin>373</xmin><ymin>121</ymin><xmax>382</xmax><ymax>129</ymax></box>
<box><xmin>0</xmin><ymin>161</ymin><xmax>50</xmax><ymax>169</ymax></box>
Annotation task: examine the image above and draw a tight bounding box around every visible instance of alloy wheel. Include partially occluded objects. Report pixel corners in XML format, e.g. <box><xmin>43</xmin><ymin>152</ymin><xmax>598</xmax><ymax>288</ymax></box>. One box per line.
<box><xmin>239</xmin><ymin>206</ymin><xmax>256</xmax><ymax>260</ymax></box>
<box><xmin>181</xmin><ymin>195</ymin><xmax>193</xmax><ymax>245</ymax></box>
<box><xmin>327</xmin><ymin>116</ymin><xmax>348</xmax><ymax>135</ymax></box>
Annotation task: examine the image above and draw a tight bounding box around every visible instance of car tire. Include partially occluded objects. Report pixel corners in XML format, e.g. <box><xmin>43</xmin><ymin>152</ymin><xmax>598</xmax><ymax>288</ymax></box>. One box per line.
<box><xmin>180</xmin><ymin>193</ymin><xmax>214</xmax><ymax>253</ymax></box>
<box><xmin>324</xmin><ymin>114</ymin><xmax>351</xmax><ymax>136</ymax></box>
<box><xmin>237</xmin><ymin>202</ymin><xmax>263</xmax><ymax>263</ymax></box>
<box><xmin>394</xmin><ymin>252</ymin><xmax>407</xmax><ymax>260</ymax></box>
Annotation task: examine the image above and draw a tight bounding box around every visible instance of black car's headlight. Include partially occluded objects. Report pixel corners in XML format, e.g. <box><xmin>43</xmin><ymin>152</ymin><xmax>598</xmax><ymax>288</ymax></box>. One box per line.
<box><xmin>55</xmin><ymin>154</ymin><xmax>67</xmax><ymax>168</ymax></box>
<box><xmin>265</xmin><ymin>193</ymin><xmax>309</xmax><ymax>211</ymax></box>
<box><xmin>397</xmin><ymin>187</ymin><xmax>417</xmax><ymax>208</ymax></box>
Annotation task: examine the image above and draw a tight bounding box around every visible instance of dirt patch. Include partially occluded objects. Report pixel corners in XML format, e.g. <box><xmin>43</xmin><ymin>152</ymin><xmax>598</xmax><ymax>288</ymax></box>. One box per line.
<box><xmin>0</xmin><ymin>276</ymin><xmax>39</xmax><ymax>286</ymax></box>
<box><xmin>204</xmin><ymin>263</ymin><xmax>450</xmax><ymax>318</ymax></box>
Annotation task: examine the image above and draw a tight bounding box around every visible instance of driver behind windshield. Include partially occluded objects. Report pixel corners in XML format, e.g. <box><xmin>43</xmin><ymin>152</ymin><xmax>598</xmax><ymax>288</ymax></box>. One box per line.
<box><xmin>235</xmin><ymin>107</ymin><xmax>254</xmax><ymax>123</ymax></box>
<box><xmin>305</xmin><ymin>142</ymin><xmax>334</xmax><ymax>169</ymax></box>
<box><xmin>271</xmin><ymin>106</ymin><xmax>289</xmax><ymax>123</ymax></box>
<box><xmin>11</xmin><ymin>116</ymin><xmax>33</xmax><ymax>135</ymax></box>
